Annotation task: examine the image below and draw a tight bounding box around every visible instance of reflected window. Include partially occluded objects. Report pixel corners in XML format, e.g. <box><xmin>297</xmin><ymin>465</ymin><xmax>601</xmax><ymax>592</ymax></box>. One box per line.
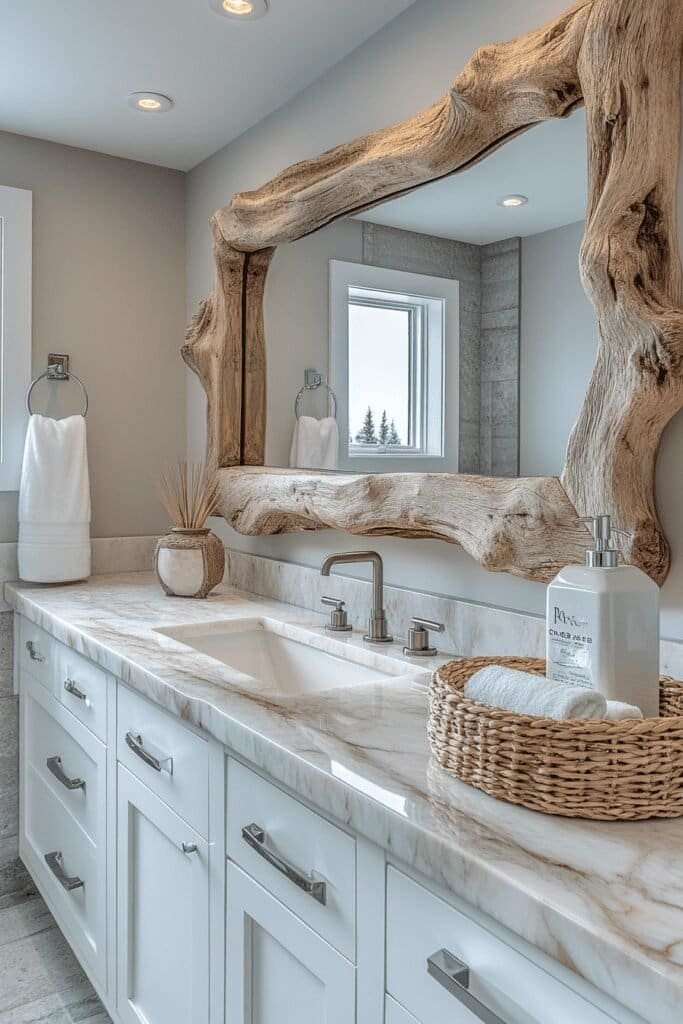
<box><xmin>329</xmin><ymin>260</ymin><xmax>457</xmax><ymax>472</ymax></box>
<box><xmin>348</xmin><ymin>290</ymin><xmax>428</xmax><ymax>455</ymax></box>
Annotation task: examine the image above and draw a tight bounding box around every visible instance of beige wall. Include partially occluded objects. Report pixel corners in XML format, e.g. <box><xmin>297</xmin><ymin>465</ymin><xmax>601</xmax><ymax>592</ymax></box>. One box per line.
<box><xmin>0</xmin><ymin>130</ymin><xmax>186</xmax><ymax>541</ymax></box>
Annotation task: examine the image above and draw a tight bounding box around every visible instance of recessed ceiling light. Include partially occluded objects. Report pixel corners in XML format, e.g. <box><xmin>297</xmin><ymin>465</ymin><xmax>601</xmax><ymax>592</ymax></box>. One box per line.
<box><xmin>127</xmin><ymin>92</ymin><xmax>174</xmax><ymax>114</ymax></box>
<box><xmin>211</xmin><ymin>0</ymin><xmax>268</xmax><ymax>19</ymax></box>
<box><xmin>498</xmin><ymin>194</ymin><xmax>528</xmax><ymax>208</ymax></box>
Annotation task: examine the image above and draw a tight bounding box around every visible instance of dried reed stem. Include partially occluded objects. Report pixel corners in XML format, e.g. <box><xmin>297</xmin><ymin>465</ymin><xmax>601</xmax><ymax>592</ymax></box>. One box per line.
<box><xmin>159</xmin><ymin>460</ymin><xmax>219</xmax><ymax>530</ymax></box>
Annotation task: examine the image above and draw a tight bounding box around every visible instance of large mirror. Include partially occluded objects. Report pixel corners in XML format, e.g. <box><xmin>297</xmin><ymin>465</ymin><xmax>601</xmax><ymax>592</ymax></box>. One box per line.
<box><xmin>185</xmin><ymin>0</ymin><xmax>680</xmax><ymax>584</ymax></box>
<box><xmin>264</xmin><ymin>110</ymin><xmax>591</xmax><ymax>478</ymax></box>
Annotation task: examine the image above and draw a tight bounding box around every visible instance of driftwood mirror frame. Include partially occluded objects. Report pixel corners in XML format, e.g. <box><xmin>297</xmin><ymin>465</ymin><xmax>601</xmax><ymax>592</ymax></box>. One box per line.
<box><xmin>184</xmin><ymin>0</ymin><xmax>683</xmax><ymax>585</ymax></box>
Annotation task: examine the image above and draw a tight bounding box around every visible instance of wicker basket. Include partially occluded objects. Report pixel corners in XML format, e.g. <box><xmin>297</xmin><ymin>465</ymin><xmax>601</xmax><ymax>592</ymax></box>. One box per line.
<box><xmin>428</xmin><ymin>657</ymin><xmax>683</xmax><ymax>821</ymax></box>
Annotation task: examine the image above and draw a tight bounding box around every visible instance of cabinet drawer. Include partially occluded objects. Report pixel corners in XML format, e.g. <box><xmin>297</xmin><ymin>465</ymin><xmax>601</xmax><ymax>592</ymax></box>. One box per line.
<box><xmin>23</xmin><ymin>763</ymin><xmax>106</xmax><ymax>987</ymax></box>
<box><xmin>19</xmin><ymin>617</ymin><xmax>54</xmax><ymax>689</ymax></box>
<box><xmin>227</xmin><ymin>758</ymin><xmax>356</xmax><ymax>960</ymax></box>
<box><xmin>386</xmin><ymin>867</ymin><xmax>618</xmax><ymax>1024</ymax></box>
<box><xmin>24</xmin><ymin>674</ymin><xmax>106</xmax><ymax>845</ymax></box>
<box><xmin>55</xmin><ymin>643</ymin><xmax>108</xmax><ymax>740</ymax></box>
<box><xmin>117</xmin><ymin>684</ymin><xmax>209</xmax><ymax>837</ymax></box>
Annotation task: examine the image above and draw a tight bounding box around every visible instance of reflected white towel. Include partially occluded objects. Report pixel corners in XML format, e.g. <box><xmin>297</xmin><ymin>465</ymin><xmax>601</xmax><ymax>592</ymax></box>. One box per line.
<box><xmin>465</xmin><ymin>665</ymin><xmax>607</xmax><ymax>720</ymax></box>
<box><xmin>18</xmin><ymin>414</ymin><xmax>91</xmax><ymax>582</ymax></box>
<box><xmin>289</xmin><ymin>416</ymin><xmax>338</xmax><ymax>470</ymax></box>
<box><xmin>604</xmin><ymin>700</ymin><xmax>644</xmax><ymax>722</ymax></box>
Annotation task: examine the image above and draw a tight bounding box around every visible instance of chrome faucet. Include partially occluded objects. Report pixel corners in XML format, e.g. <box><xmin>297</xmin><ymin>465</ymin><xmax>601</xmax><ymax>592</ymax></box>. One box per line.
<box><xmin>320</xmin><ymin>550</ymin><xmax>393</xmax><ymax>644</ymax></box>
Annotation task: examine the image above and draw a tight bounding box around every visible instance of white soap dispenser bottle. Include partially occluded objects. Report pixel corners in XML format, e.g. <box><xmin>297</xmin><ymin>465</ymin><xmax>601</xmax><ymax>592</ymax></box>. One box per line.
<box><xmin>546</xmin><ymin>514</ymin><xmax>660</xmax><ymax>717</ymax></box>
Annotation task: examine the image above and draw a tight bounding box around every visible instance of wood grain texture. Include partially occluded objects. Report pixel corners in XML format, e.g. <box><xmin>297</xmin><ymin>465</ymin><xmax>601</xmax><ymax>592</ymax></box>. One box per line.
<box><xmin>243</xmin><ymin>248</ymin><xmax>274</xmax><ymax>465</ymax></box>
<box><xmin>183</xmin><ymin>233</ymin><xmax>247</xmax><ymax>467</ymax></box>
<box><xmin>561</xmin><ymin>0</ymin><xmax>683</xmax><ymax>584</ymax></box>
<box><xmin>185</xmin><ymin>0</ymin><xmax>683</xmax><ymax>584</ymax></box>
<box><xmin>216</xmin><ymin>467</ymin><xmax>589</xmax><ymax>582</ymax></box>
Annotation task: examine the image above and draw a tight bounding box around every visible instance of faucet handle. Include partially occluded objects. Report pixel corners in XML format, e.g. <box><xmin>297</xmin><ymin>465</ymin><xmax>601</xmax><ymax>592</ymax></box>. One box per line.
<box><xmin>321</xmin><ymin>596</ymin><xmax>352</xmax><ymax>633</ymax></box>
<box><xmin>403</xmin><ymin>617</ymin><xmax>444</xmax><ymax>657</ymax></box>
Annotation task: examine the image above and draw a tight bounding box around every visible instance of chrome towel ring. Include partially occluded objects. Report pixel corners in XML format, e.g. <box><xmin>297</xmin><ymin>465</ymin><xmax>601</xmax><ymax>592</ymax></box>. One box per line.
<box><xmin>26</xmin><ymin>353</ymin><xmax>89</xmax><ymax>418</ymax></box>
<box><xmin>295</xmin><ymin>368</ymin><xmax>337</xmax><ymax>421</ymax></box>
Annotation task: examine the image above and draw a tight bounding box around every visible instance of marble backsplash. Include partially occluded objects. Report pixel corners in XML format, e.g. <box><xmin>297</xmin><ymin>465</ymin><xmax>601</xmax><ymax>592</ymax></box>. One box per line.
<box><xmin>225</xmin><ymin>548</ymin><xmax>545</xmax><ymax>657</ymax></box>
<box><xmin>224</xmin><ymin>547</ymin><xmax>683</xmax><ymax>676</ymax></box>
<box><xmin>0</xmin><ymin>535</ymin><xmax>158</xmax><ymax>898</ymax></box>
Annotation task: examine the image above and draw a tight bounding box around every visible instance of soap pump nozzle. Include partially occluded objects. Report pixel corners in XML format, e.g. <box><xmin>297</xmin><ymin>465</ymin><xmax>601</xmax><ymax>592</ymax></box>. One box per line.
<box><xmin>576</xmin><ymin>514</ymin><xmax>630</xmax><ymax>567</ymax></box>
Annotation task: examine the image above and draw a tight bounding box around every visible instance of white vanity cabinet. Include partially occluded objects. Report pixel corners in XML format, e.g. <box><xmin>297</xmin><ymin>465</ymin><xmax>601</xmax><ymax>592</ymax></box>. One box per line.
<box><xmin>385</xmin><ymin>997</ymin><xmax>420</xmax><ymax>1024</ymax></box>
<box><xmin>385</xmin><ymin>867</ymin><xmax>622</xmax><ymax>1024</ymax></box>
<box><xmin>116</xmin><ymin>765</ymin><xmax>210</xmax><ymax>1024</ymax></box>
<box><xmin>226</xmin><ymin>863</ymin><xmax>355</xmax><ymax>1024</ymax></box>
<box><xmin>19</xmin><ymin>636</ymin><xmax>109</xmax><ymax>992</ymax></box>
<box><xmin>16</xmin><ymin>619</ymin><xmax>215</xmax><ymax>1024</ymax></box>
<box><xmin>226</xmin><ymin>757</ymin><xmax>357</xmax><ymax>959</ymax></box>
<box><xmin>114</xmin><ymin>682</ymin><xmax>212</xmax><ymax>1024</ymax></box>
<box><xmin>15</xmin><ymin>614</ymin><xmax>645</xmax><ymax>1024</ymax></box>
<box><xmin>225</xmin><ymin>758</ymin><xmax>358</xmax><ymax>1023</ymax></box>
<box><xmin>19</xmin><ymin>616</ymin><xmax>55</xmax><ymax>689</ymax></box>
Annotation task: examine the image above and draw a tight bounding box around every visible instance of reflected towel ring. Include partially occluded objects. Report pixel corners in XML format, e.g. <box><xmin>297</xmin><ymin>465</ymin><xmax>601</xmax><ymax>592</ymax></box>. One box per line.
<box><xmin>295</xmin><ymin>370</ymin><xmax>337</xmax><ymax>422</ymax></box>
<box><xmin>26</xmin><ymin>362</ymin><xmax>89</xmax><ymax>418</ymax></box>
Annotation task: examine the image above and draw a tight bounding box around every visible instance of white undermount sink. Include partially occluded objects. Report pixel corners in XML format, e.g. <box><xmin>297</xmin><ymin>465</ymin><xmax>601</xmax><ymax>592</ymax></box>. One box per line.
<box><xmin>155</xmin><ymin>617</ymin><xmax>421</xmax><ymax>697</ymax></box>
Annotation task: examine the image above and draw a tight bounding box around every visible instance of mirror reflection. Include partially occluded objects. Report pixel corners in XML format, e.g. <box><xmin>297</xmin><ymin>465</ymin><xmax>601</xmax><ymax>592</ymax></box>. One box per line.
<box><xmin>265</xmin><ymin>110</ymin><xmax>592</xmax><ymax>477</ymax></box>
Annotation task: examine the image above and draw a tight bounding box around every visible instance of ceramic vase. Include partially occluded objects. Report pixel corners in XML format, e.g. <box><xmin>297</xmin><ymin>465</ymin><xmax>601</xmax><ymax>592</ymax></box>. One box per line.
<box><xmin>154</xmin><ymin>528</ymin><xmax>225</xmax><ymax>598</ymax></box>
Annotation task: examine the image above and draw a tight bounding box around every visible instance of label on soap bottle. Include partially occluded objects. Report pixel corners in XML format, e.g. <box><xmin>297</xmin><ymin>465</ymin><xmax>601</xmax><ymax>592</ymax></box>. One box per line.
<box><xmin>546</xmin><ymin>605</ymin><xmax>594</xmax><ymax>689</ymax></box>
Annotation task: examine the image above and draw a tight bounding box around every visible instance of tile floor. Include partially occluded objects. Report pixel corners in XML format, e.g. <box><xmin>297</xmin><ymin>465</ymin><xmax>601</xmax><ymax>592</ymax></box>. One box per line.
<box><xmin>0</xmin><ymin>864</ymin><xmax>111</xmax><ymax>1024</ymax></box>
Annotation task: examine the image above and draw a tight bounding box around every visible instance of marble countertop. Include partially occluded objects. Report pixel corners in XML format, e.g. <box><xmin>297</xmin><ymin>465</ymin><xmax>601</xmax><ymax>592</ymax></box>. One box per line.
<box><xmin>6</xmin><ymin>573</ymin><xmax>682</xmax><ymax>1023</ymax></box>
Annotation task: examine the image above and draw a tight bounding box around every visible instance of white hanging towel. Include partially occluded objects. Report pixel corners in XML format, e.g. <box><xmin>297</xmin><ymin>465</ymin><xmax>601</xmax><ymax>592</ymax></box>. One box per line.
<box><xmin>289</xmin><ymin>416</ymin><xmax>339</xmax><ymax>470</ymax></box>
<box><xmin>18</xmin><ymin>414</ymin><xmax>91</xmax><ymax>582</ymax></box>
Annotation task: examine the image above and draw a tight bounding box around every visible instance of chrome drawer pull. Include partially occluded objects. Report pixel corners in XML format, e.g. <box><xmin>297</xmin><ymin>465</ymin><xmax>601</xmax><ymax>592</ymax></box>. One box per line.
<box><xmin>64</xmin><ymin>678</ymin><xmax>88</xmax><ymax>704</ymax></box>
<box><xmin>44</xmin><ymin>850</ymin><xmax>84</xmax><ymax>892</ymax></box>
<box><xmin>125</xmin><ymin>731</ymin><xmax>173</xmax><ymax>775</ymax></box>
<box><xmin>182</xmin><ymin>842</ymin><xmax>198</xmax><ymax>855</ymax></box>
<box><xmin>241</xmin><ymin>823</ymin><xmax>327</xmax><ymax>905</ymax></box>
<box><xmin>47</xmin><ymin>755</ymin><xmax>85</xmax><ymax>791</ymax></box>
<box><xmin>25</xmin><ymin>640</ymin><xmax>45</xmax><ymax>662</ymax></box>
<box><xmin>428</xmin><ymin>949</ymin><xmax>506</xmax><ymax>1024</ymax></box>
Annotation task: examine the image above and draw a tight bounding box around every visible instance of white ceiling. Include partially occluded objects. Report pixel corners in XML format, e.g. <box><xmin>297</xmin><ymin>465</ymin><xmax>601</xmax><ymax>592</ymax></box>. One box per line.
<box><xmin>358</xmin><ymin>110</ymin><xmax>588</xmax><ymax>243</ymax></box>
<box><xmin>1</xmin><ymin>0</ymin><xmax>417</xmax><ymax>171</ymax></box>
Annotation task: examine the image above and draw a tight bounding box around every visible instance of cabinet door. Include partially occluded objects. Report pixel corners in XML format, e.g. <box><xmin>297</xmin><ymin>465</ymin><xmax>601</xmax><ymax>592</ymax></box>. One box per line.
<box><xmin>117</xmin><ymin>765</ymin><xmax>209</xmax><ymax>1024</ymax></box>
<box><xmin>385</xmin><ymin>997</ymin><xmax>420</xmax><ymax>1024</ymax></box>
<box><xmin>226</xmin><ymin>862</ymin><xmax>355</xmax><ymax>1024</ymax></box>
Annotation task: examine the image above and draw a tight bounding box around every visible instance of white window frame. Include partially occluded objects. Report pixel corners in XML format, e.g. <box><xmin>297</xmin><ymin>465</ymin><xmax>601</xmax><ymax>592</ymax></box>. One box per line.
<box><xmin>0</xmin><ymin>186</ymin><xmax>32</xmax><ymax>491</ymax></box>
<box><xmin>329</xmin><ymin>260</ymin><xmax>459</xmax><ymax>473</ymax></box>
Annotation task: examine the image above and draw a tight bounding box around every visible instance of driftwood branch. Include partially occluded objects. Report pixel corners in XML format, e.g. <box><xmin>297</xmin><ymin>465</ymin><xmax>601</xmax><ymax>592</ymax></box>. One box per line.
<box><xmin>561</xmin><ymin>0</ymin><xmax>683</xmax><ymax>584</ymax></box>
<box><xmin>182</xmin><ymin>234</ymin><xmax>246</xmax><ymax>467</ymax></box>
<box><xmin>216</xmin><ymin>468</ymin><xmax>590</xmax><ymax>583</ymax></box>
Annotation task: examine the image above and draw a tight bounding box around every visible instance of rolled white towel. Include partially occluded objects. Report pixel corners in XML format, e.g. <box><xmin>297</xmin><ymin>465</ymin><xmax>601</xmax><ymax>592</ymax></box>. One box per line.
<box><xmin>464</xmin><ymin>665</ymin><xmax>607</xmax><ymax>721</ymax></box>
<box><xmin>604</xmin><ymin>700</ymin><xmax>644</xmax><ymax>722</ymax></box>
